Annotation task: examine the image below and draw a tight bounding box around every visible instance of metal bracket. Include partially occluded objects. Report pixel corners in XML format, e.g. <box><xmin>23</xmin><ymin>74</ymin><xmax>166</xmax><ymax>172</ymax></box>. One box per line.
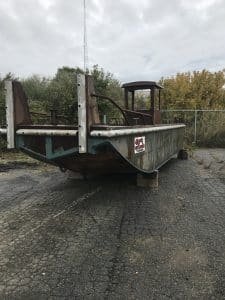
<box><xmin>44</xmin><ymin>136</ymin><xmax>78</xmax><ymax>159</ymax></box>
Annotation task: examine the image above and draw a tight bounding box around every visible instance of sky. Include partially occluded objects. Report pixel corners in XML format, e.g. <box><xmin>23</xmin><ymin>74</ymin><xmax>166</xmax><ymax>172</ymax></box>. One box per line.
<box><xmin>0</xmin><ymin>0</ymin><xmax>225</xmax><ymax>82</ymax></box>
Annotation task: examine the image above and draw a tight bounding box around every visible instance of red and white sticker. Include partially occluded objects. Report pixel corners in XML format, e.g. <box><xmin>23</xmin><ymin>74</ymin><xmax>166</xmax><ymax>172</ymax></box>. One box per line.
<box><xmin>134</xmin><ymin>136</ymin><xmax>145</xmax><ymax>154</ymax></box>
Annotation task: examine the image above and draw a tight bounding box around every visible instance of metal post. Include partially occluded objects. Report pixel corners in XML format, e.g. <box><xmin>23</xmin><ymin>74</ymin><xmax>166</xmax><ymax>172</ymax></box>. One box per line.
<box><xmin>159</xmin><ymin>90</ymin><xmax>161</xmax><ymax>110</ymax></box>
<box><xmin>50</xmin><ymin>109</ymin><xmax>58</xmax><ymax>125</ymax></box>
<box><xmin>151</xmin><ymin>88</ymin><xmax>155</xmax><ymax>124</ymax></box>
<box><xmin>194</xmin><ymin>109</ymin><xmax>197</xmax><ymax>144</ymax></box>
<box><xmin>5</xmin><ymin>81</ymin><xmax>15</xmax><ymax>149</ymax></box>
<box><xmin>77</xmin><ymin>74</ymin><xmax>87</xmax><ymax>153</ymax></box>
<box><xmin>83</xmin><ymin>0</ymin><xmax>88</xmax><ymax>72</ymax></box>
<box><xmin>125</xmin><ymin>89</ymin><xmax>128</xmax><ymax>109</ymax></box>
<box><xmin>131</xmin><ymin>91</ymin><xmax>135</xmax><ymax>110</ymax></box>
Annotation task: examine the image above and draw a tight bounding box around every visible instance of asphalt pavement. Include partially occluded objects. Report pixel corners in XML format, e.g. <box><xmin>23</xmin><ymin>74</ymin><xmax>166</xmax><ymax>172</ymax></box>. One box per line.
<box><xmin>0</xmin><ymin>151</ymin><xmax>225</xmax><ymax>299</ymax></box>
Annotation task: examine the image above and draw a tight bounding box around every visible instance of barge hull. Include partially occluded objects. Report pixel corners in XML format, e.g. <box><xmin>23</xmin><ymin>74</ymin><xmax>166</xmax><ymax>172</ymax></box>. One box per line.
<box><xmin>0</xmin><ymin>74</ymin><xmax>186</xmax><ymax>175</ymax></box>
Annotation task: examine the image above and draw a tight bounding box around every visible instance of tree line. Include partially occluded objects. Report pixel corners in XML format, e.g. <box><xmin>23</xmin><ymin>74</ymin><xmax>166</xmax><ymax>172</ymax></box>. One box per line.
<box><xmin>0</xmin><ymin>65</ymin><xmax>123</xmax><ymax>125</ymax></box>
<box><xmin>160</xmin><ymin>69</ymin><xmax>225</xmax><ymax>109</ymax></box>
<box><xmin>0</xmin><ymin>66</ymin><xmax>225</xmax><ymax>124</ymax></box>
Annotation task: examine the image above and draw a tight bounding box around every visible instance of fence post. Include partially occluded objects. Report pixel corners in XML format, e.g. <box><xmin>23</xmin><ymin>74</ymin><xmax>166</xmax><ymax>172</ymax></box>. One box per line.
<box><xmin>194</xmin><ymin>109</ymin><xmax>197</xmax><ymax>144</ymax></box>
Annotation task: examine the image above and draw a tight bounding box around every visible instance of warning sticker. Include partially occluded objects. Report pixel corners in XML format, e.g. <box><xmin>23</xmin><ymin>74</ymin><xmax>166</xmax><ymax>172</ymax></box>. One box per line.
<box><xmin>134</xmin><ymin>136</ymin><xmax>145</xmax><ymax>154</ymax></box>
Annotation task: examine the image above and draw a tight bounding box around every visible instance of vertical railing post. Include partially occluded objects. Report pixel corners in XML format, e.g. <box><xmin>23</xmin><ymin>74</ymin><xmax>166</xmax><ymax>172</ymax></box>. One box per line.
<box><xmin>5</xmin><ymin>81</ymin><xmax>15</xmax><ymax>149</ymax></box>
<box><xmin>77</xmin><ymin>74</ymin><xmax>87</xmax><ymax>153</ymax></box>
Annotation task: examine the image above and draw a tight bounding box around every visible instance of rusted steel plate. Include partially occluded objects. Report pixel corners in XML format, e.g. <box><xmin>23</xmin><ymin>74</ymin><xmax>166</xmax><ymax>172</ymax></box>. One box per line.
<box><xmin>90</xmin><ymin>126</ymin><xmax>185</xmax><ymax>173</ymax></box>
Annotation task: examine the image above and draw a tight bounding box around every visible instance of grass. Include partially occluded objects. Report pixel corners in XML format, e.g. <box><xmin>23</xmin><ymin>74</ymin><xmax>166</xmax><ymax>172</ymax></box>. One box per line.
<box><xmin>0</xmin><ymin>150</ymin><xmax>56</xmax><ymax>172</ymax></box>
<box><xmin>162</xmin><ymin>111</ymin><xmax>225</xmax><ymax>148</ymax></box>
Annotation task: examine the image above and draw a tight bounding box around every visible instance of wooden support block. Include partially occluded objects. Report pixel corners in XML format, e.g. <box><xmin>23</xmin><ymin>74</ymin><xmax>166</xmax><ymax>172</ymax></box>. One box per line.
<box><xmin>178</xmin><ymin>149</ymin><xmax>188</xmax><ymax>160</ymax></box>
<box><xmin>137</xmin><ymin>171</ymin><xmax>159</xmax><ymax>188</ymax></box>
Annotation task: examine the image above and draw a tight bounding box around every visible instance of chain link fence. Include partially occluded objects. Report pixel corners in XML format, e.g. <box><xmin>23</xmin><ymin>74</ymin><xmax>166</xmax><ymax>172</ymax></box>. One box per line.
<box><xmin>161</xmin><ymin>110</ymin><xmax>225</xmax><ymax>147</ymax></box>
<box><xmin>1</xmin><ymin>107</ymin><xmax>225</xmax><ymax>147</ymax></box>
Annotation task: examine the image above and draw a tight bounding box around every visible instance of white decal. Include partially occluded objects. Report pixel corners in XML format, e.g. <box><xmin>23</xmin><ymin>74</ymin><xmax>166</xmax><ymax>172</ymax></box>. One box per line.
<box><xmin>134</xmin><ymin>136</ymin><xmax>145</xmax><ymax>154</ymax></box>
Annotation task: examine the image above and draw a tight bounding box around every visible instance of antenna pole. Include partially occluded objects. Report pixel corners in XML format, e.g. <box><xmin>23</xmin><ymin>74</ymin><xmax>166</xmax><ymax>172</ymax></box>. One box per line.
<box><xmin>83</xmin><ymin>0</ymin><xmax>88</xmax><ymax>73</ymax></box>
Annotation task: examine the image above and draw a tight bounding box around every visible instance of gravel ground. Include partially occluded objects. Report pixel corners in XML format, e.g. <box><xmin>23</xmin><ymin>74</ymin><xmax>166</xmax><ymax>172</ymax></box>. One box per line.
<box><xmin>1</xmin><ymin>149</ymin><xmax>225</xmax><ymax>299</ymax></box>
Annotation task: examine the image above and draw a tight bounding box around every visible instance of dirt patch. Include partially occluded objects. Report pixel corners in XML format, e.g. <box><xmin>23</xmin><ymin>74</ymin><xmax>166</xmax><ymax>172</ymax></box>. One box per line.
<box><xmin>0</xmin><ymin>151</ymin><xmax>56</xmax><ymax>173</ymax></box>
<box><xmin>192</xmin><ymin>148</ymin><xmax>225</xmax><ymax>179</ymax></box>
<box><xmin>0</xmin><ymin>161</ymin><xmax>39</xmax><ymax>172</ymax></box>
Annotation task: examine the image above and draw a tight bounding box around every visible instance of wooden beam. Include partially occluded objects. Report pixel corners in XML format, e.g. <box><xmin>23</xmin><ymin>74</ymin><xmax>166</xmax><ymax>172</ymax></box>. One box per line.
<box><xmin>137</xmin><ymin>171</ymin><xmax>159</xmax><ymax>188</ymax></box>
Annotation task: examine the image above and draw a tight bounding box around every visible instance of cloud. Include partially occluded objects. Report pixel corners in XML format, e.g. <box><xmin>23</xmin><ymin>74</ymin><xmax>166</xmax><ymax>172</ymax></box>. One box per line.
<box><xmin>0</xmin><ymin>0</ymin><xmax>224</xmax><ymax>82</ymax></box>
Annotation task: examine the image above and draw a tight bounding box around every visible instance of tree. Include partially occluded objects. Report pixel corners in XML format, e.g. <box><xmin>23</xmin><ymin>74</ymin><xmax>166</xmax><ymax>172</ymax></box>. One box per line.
<box><xmin>90</xmin><ymin>65</ymin><xmax>124</xmax><ymax>122</ymax></box>
<box><xmin>160</xmin><ymin>69</ymin><xmax>225</xmax><ymax>109</ymax></box>
<box><xmin>21</xmin><ymin>65</ymin><xmax>124</xmax><ymax>124</ymax></box>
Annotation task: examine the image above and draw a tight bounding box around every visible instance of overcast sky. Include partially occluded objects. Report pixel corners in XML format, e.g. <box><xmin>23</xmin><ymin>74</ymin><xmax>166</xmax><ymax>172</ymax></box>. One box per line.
<box><xmin>0</xmin><ymin>0</ymin><xmax>225</xmax><ymax>82</ymax></box>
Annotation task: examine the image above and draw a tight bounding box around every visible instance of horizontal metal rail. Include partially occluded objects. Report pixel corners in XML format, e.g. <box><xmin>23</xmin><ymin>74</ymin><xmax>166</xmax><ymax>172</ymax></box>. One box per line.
<box><xmin>16</xmin><ymin>129</ymin><xmax>78</xmax><ymax>136</ymax></box>
<box><xmin>0</xmin><ymin>128</ymin><xmax>7</xmax><ymax>135</ymax></box>
<box><xmin>91</xmin><ymin>93</ymin><xmax>129</xmax><ymax>125</ymax></box>
<box><xmin>90</xmin><ymin>124</ymin><xmax>185</xmax><ymax>137</ymax></box>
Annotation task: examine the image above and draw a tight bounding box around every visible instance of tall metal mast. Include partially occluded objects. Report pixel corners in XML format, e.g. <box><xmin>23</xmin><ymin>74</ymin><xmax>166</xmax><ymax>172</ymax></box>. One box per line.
<box><xmin>83</xmin><ymin>0</ymin><xmax>88</xmax><ymax>73</ymax></box>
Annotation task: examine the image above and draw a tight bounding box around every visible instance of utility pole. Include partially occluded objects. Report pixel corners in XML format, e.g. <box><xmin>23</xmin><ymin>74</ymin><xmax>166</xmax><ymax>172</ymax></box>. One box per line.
<box><xmin>83</xmin><ymin>0</ymin><xmax>88</xmax><ymax>73</ymax></box>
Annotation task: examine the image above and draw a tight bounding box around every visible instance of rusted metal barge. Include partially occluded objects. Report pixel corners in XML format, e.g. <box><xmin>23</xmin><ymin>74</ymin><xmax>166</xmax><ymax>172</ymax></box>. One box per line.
<box><xmin>0</xmin><ymin>74</ymin><xmax>185</xmax><ymax>179</ymax></box>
